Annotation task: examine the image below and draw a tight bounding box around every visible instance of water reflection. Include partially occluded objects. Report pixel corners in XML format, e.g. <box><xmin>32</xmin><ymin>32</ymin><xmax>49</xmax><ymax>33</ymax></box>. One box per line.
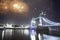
<box><xmin>0</xmin><ymin>25</ymin><xmax>59</xmax><ymax>40</ymax></box>
<box><xmin>43</xmin><ymin>34</ymin><xmax>60</xmax><ymax>40</ymax></box>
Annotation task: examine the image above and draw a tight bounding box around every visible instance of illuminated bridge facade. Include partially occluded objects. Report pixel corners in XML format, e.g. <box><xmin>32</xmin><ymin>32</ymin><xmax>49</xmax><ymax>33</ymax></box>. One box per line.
<box><xmin>0</xmin><ymin>12</ymin><xmax>60</xmax><ymax>40</ymax></box>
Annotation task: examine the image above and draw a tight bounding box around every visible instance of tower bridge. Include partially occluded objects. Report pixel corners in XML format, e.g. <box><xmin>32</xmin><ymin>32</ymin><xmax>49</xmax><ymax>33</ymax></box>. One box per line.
<box><xmin>0</xmin><ymin>12</ymin><xmax>60</xmax><ymax>40</ymax></box>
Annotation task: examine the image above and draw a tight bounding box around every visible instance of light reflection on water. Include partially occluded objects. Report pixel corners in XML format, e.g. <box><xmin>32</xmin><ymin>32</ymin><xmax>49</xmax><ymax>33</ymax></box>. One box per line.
<box><xmin>43</xmin><ymin>34</ymin><xmax>60</xmax><ymax>40</ymax></box>
<box><xmin>1</xmin><ymin>29</ymin><xmax>60</xmax><ymax>40</ymax></box>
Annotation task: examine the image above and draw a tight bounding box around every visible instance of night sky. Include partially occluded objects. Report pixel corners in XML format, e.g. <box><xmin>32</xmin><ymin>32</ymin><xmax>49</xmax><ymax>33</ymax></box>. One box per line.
<box><xmin>0</xmin><ymin>0</ymin><xmax>60</xmax><ymax>24</ymax></box>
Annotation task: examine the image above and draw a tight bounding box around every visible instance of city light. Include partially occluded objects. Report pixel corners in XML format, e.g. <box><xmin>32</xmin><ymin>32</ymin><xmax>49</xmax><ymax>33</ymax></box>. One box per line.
<box><xmin>30</xmin><ymin>34</ymin><xmax>36</xmax><ymax>40</ymax></box>
<box><xmin>38</xmin><ymin>33</ymin><xmax>42</xmax><ymax>40</ymax></box>
<box><xmin>2</xmin><ymin>31</ymin><xmax>4</xmax><ymax>40</ymax></box>
<box><xmin>31</xmin><ymin>18</ymin><xmax>36</xmax><ymax>27</ymax></box>
<box><xmin>24</xmin><ymin>29</ymin><xmax>29</xmax><ymax>35</ymax></box>
<box><xmin>24</xmin><ymin>25</ymin><xmax>29</xmax><ymax>35</ymax></box>
<box><xmin>31</xmin><ymin>20</ymin><xmax>36</xmax><ymax>24</ymax></box>
<box><xmin>5</xmin><ymin>24</ymin><xmax>13</xmax><ymax>37</ymax></box>
<box><xmin>30</xmin><ymin>30</ymin><xmax>36</xmax><ymax>40</ymax></box>
<box><xmin>24</xmin><ymin>25</ymin><xmax>30</xmax><ymax>28</ymax></box>
<box><xmin>6</xmin><ymin>24</ymin><xmax>12</xmax><ymax>28</ymax></box>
